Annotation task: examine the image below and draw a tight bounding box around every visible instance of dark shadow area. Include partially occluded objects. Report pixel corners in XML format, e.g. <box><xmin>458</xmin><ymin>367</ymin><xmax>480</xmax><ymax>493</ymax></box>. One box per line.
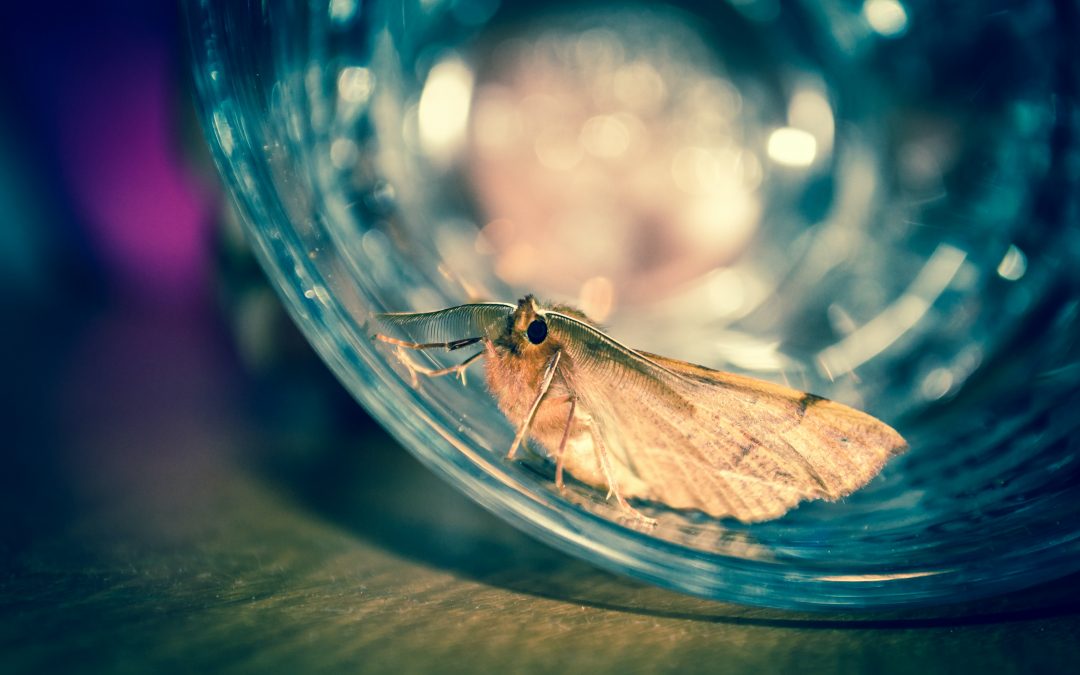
<box><xmin>250</xmin><ymin>350</ymin><xmax>1080</xmax><ymax>628</ymax></box>
<box><xmin>6</xmin><ymin>279</ymin><xmax>1077</xmax><ymax>642</ymax></box>
<box><xmin>1</xmin><ymin>299</ymin><xmax>106</xmax><ymax>565</ymax></box>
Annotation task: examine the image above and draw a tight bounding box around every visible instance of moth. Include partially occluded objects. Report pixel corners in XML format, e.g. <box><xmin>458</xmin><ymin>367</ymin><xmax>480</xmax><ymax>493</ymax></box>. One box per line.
<box><xmin>374</xmin><ymin>295</ymin><xmax>907</xmax><ymax>524</ymax></box>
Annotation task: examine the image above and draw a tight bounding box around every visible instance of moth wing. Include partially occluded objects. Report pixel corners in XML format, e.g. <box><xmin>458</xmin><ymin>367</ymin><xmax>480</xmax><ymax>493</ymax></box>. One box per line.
<box><xmin>375</xmin><ymin>302</ymin><xmax>514</xmax><ymax>343</ymax></box>
<box><xmin>544</xmin><ymin>311</ymin><xmax>907</xmax><ymax>523</ymax></box>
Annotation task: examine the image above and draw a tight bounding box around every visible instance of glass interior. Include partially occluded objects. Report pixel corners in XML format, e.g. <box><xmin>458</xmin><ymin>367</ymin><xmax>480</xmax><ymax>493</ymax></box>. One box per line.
<box><xmin>184</xmin><ymin>0</ymin><xmax>1080</xmax><ymax>608</ymax></box>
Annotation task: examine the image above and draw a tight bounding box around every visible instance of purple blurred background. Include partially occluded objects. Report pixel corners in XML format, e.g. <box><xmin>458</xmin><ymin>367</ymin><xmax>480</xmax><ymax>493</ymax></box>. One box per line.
<box><xmin>0</xmin><ymin>2</ymin><xmax>231</xmax><ymax>550</ymax></box>
<box><xmin>0</xmin><ymin>3</ymin><xmax>216</xmax><ymax>308</ymax></box>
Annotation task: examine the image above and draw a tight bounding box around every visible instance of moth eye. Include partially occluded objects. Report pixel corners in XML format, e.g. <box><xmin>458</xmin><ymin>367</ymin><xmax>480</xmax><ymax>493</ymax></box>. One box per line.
<box><xmin>526</xmin><ymin>319</ymin><xmax>548</xmax><ymax>345</ymax></box>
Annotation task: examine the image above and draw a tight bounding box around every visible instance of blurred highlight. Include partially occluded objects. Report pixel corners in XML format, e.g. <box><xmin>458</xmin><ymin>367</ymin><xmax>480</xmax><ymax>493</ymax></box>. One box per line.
<box><xmin>419</xmin><ymin>57</ymin><xmax>474</xmax><ymax>164</ymax></box>
<box><xmin>863</xmin><ymin>0</ymin><xmax>910</xmax><ymax>37</ymax></box>
<box><xmin>462</xmin><ymin>11</ymin><xmax>764</xmax><ymax>310</ymax></box>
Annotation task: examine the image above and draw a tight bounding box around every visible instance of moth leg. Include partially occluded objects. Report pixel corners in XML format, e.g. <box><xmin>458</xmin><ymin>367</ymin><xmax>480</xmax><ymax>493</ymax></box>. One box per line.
<box><xmin>506</xmin><ymin>350</ymin><xmax>562</xmax><ymax>460</ymax></box>
<box><xmin>554</xmin><ymin>397</ymin><xmax>577</xmax><ymax>490</ymax></box>
<box><xmin>390</xmin><ymin>347</ymin><xmax>421</xmax><ymax>388</ymax></box>
<box><xmin>375</xmin><ymin>334</ymin><xmax>484</xmax><ymax>387</ymax></box>
<box><xmin>374</xmin><ymin>334</ymin><xmax>482</xmax><ymax>352</ymax></box>
<box><xmin>390</xmin><ymin>346</ymin><xmax>483</xmax><ymax>387</ymax></box>
<box><xmin>585</xmin><ymin>417</ymin><xmax>657</xmax><ymax>527</ymax></box>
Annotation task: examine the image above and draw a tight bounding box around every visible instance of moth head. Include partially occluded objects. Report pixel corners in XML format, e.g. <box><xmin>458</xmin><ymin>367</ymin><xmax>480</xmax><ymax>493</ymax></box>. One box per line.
<box><xmin>500</xmin><ymin>295</ymin><xmax>556</xmax><ymax>359</ymax></box>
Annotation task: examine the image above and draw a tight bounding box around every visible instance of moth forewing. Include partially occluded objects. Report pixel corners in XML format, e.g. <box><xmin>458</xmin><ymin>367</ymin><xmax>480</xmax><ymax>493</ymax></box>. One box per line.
<box><xmin>375</xmin><ymin>302</ymin><xmax>514</xmax><ymax>345</ymax></box>
<box><xmin>373</xmin><ymin>296</ymin><xmax>909</xmax><ymax>524</ymax></box>
<box><xmin>550</xmin><ymin>343</ymin><xmax>907</xmax><ymax>522</ymax></box>
<box><xmin>778</xmin><ymin>396</ymin><xmax>907</xmax><ymax>498</ymax></box>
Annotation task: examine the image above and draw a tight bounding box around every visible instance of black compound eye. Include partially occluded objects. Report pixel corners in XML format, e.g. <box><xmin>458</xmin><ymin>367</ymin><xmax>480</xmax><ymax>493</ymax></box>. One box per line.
<box><xmin>526</xmin><ymin>319</ymin><xmax>548</xmax><ymax>345</ymax></box>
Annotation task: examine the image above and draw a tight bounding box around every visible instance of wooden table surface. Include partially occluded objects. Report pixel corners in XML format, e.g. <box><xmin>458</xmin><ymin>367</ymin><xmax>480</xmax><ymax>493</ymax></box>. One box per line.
<box><xmin>4</xmin><ymin>303</ymin><xmax>1079</xmax><ymax>674</ymax></box>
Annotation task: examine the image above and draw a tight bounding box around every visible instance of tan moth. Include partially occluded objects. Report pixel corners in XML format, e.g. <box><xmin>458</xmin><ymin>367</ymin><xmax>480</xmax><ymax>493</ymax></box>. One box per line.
<box><xmin>375</xmin><ymin>295</ymin><xmax>907</xmax><ymax>524</ymax></box>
